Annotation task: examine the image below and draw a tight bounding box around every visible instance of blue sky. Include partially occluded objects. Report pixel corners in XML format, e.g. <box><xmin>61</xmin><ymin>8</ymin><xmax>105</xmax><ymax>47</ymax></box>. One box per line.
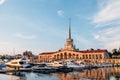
<box><xmin>0</xmin><ymin>0</ymin><xmax>120</xmax><ymax>55</ymax></box>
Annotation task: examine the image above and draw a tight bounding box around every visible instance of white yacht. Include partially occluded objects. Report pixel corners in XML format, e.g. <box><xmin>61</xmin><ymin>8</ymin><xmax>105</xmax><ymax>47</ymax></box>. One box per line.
<box><xmin>5</xmin><ymin>57</ymin><xmax>31</xmax><ymax>69</ymax></box>
<box><xmin>46</xmin><ymin>61</ymin><xmax>63</xmax><ymax>67</ymax></box>
<box><xmin>63</xmin><ymin>60</ymin><xmax>86</xmax><ymax>69</ymax></box>
<box><xmin>63</xmin><ymin>60</ymin><xmax>79</xmax><ymax>68</ymax></box>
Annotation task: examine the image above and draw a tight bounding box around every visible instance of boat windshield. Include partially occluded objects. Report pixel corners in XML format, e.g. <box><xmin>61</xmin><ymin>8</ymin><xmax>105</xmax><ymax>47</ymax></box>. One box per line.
<box><xmin>21</xmin><ymin>58</ymin><xmax>27</xmax><ymax>60</ymax></box>
<box><xmin>11</xmin><ymin>62</ymin><xmax>18</xmax><ymax>64</ymax></box>
<box><xmin>19</xmin><ymin>62</ymin><xmax>25</xmax><ymax>64</ymax></box>
<box><xmin>59</xmin><ymin>62</ymin><xmax>62</xmax><ymax>64</ymax></box>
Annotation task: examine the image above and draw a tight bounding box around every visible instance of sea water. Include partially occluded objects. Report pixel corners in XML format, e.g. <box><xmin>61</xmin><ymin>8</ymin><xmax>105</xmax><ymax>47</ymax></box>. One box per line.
<box><xmin>0</xmin><ymin>67</ymin><xmax>120</xmax><ymax>80</ymax></box>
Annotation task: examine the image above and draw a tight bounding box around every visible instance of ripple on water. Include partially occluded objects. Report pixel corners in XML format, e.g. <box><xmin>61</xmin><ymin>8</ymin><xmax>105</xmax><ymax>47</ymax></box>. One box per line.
<box><xmin>0</xmin><ymin>74</ymin><xmax>19</xmax><ymax>80</ymax></box>
<box><xmin>25</xmin><ymin>73</ymin><xmax>59</xmax><ymax>80</ymax></box>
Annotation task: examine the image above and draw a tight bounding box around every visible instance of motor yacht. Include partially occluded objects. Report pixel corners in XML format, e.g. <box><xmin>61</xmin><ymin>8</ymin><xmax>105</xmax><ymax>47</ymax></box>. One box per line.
<box><xmin>5</xmin><ymin>57</ymin><xmax>31</xmax><ymax>69</ymax></box>
<box><xmin>63</xmin><ymin>60</ymin><xmax>86</xmax><ymax>70</ymax></box>
<box><xmin>46</xmin><ymin>61</ymin><xmax>63</xmax><ymax>67</ymax></box>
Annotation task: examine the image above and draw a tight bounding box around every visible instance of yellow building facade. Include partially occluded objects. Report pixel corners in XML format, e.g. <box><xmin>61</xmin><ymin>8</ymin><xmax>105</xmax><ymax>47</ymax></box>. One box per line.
<box><xmin>38</xmin><ymin>21</ymin><xmax>109</xmax><ymax>63</ymax></box>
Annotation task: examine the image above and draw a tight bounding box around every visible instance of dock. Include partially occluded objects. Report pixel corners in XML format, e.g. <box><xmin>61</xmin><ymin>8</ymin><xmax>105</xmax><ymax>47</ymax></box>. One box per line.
<box><xmin>0</xmin><ymin>67</ymin><xmax>73</xmax><ymax>74</ymax></box>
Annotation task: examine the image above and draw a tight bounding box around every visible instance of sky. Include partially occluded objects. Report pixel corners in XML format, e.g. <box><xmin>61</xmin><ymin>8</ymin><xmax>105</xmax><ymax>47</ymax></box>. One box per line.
<box><xmin>0</xmin><ymin>0</ymin><xmax>120</xmax><ymax>55</ymax></box>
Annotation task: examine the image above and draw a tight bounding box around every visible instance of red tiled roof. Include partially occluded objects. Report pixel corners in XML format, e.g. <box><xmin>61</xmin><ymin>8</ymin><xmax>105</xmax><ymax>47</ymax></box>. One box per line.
<box><xmin>39</xmin><ymin>49</ymin><xmax>107</xmax><ymax>55</ymax></box>
<box><xmin>79</xmin><ymin>49</ymin><xmax>107</xmax><ymax>53</ymax></box>
<box><xmin>39</xmin><ymin>52</ymin><xmax>56</xmax><ymax>55</ymax></box>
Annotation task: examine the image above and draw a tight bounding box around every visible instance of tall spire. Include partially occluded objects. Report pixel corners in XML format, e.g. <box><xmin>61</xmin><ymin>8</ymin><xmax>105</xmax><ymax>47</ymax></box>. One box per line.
<box><xmin>61</xmin><ymin>18</ymin><xmax>76</xmax><ymax>51</ymax></box>
<box><xmin>68</xmin><ymin>18</ymin><xmax>71</xmax><ymax>39</ymax></box>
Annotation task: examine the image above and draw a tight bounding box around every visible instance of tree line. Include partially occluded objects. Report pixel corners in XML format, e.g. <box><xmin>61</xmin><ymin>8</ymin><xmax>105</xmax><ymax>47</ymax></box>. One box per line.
<box><xmin>108</xmin><ymin>48</ymin><xmax>120</xmax><ymax>58</ymax></box>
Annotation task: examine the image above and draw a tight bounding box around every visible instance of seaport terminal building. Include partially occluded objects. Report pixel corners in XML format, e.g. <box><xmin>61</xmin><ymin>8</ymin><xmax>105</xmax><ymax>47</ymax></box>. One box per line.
<box><xmin>38</xmin><ymin>22</ymin><xmax>110</xmax><ymax>63</ymax></box>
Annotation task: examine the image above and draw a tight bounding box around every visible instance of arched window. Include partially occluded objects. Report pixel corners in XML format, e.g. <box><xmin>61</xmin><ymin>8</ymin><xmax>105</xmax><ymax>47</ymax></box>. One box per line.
<box><xmin>69</xmin><ymin>53</ymin><xmax>71</xmax><ymax>58</ymax></box>
<box><xmin>64</xmin><ymin>52</ymin><xmax>67</xmax><ymax>59</ymax></box>
<box><xmin>60</xmin><ymin>53</ymin><xmax>63</xmax><ymax>59</ymax></box>
<box><xmin>100</xmin><ymin>54</ymin><xmax>102</xmax><ymax>59</ymax></box>
<box><xmin>89</xmin><ymin>55</ymin><xmax>91</xmax><ymax>59</ymax></box>
<box><xmin>83</xmin><ymin>55</ymin><xmax>85</xmax><ymax>59</ymax></box>
<box><xmin>76</xmin><ymin>54</ymin><xmax>79</xmax><ymax>59</ymax></box>
<box><xmin>96</xmin><ymin>54</ymin><xmax>98</xmax><ymax>59</ymax></box>
<box><xmin>54</xmin><ymin>55</ymin><xmax>56</xmax><ymax>60</ymax></box>
<box><xmin>57</xmin><ymin>54</ymin><xmax>59</xmax><ymax>60</ymax></box>
<box><xmin>86</xmin><ymin>55</ymin><xmax>88</xmax><ymax>59</ymax></box>
<box><xmin>73</xmin><ymin>54</ymin><xmax>75</xmax><ymax>59</ymax></box>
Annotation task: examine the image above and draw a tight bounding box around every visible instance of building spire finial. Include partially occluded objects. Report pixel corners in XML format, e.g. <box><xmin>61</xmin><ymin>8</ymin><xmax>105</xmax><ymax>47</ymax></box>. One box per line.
<box><xmin>68</xmin><ymin>18</ymin><xmax>71</xmax><ymax>39</ymax></box>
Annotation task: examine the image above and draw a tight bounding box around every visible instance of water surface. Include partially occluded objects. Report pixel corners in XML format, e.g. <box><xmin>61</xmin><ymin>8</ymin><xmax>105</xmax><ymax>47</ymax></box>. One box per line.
<box><xmin>0</xmin><ymin>67</ymin><xmax>120</xmax><ymax>80</ymax></box>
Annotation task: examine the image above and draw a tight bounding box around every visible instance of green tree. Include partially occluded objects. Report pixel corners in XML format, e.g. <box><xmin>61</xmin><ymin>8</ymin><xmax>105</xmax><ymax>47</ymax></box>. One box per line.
<box><xmin>118</xmin><ymin>48</ymin><xmax>120</xmax><ymax>55</ymax></box>
<box><xmin>23</xmin><ymin>51</ymin><xmax>33</xmax><ymax>58</ymax></box>
<box><xmin>108</xmin><ymin>52</ymin><xmax>112</xmax><ymax>58</ymax></box>
<box><xmin>112</xmin><ymin>49</ymin><xmax>118</xmax><ymax>55</ymax></box>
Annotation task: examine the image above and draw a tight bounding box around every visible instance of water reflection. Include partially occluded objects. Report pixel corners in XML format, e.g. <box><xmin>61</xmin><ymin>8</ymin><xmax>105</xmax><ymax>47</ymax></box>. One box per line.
<box><xmin>51</xmin><ymin>67</ymin><xmax>120</xmax><ymax>80</ymax></box>
<box><xmin>0</xmin><ymin>72</ymin><xmax>26</xmax><ymax>80</ymax></box>
<box><xmin>1</xmin><ymin>67</ymin><xmax>120</xmax><ymax>80</ymax></box>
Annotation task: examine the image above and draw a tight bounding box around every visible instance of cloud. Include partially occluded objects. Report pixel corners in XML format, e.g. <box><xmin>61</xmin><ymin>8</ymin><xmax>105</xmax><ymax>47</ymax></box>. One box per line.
<box><xmin>93</xmin><ymin>26</ymin><xmax>120</xmax><ymax>50</ymax></box>
<box><xmin>91</xmin><ymin>0</ymin><xmax>120</xmax><ymax>51</ymax></box>
<box><xmin>94</xmin><ymin>26</ymin><xmax>120</xmax><ymax>42</ymax></box>
<box><xmin>0</xmin><ymin>0</ymin><xmax>5</xmax><ymax>5</ymax></box>
<box><xmin>57</xmin><ymin>10</ymin><xmax>64</xmax><ymax>16</ymax></box>
<box><xmin>92</xmin><ymin>0</ymin><xmax>120</xmax><ymax>27</ymax></box>
<box><xmin>15</xmin><ymin>33</ymin><xmax>37</xmax><ymax>40</ymax></box>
